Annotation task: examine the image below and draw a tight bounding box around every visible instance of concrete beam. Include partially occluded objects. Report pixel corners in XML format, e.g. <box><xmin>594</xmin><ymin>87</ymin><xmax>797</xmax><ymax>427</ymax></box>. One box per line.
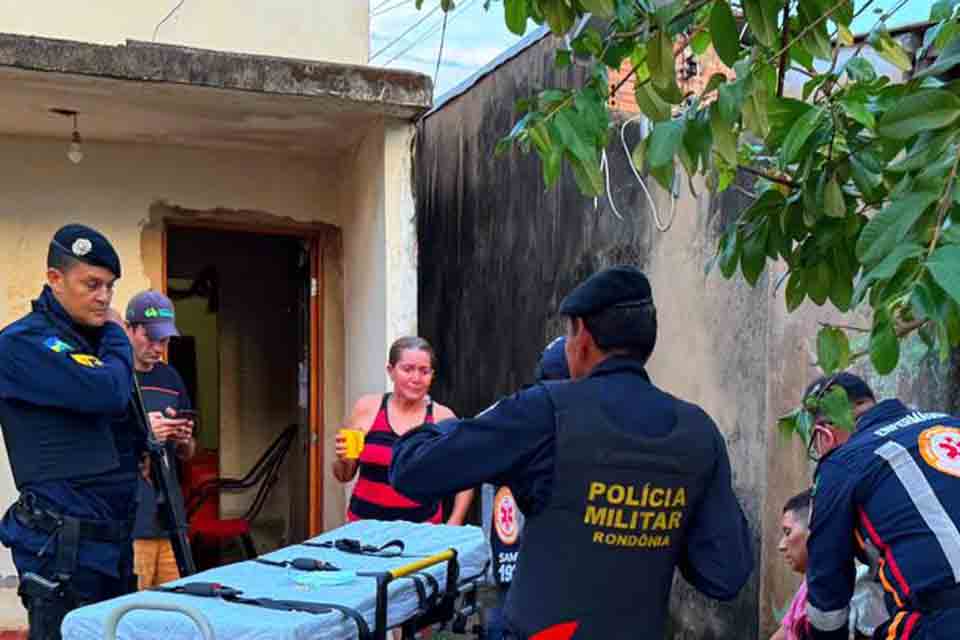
<box><xmin>0</xmin><ymin>33</ymin><xmax>433</xmax><ymax>120</ymax></box>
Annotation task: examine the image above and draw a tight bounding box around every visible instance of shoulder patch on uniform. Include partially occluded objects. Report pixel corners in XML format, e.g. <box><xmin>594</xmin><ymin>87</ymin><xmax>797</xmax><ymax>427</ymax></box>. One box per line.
<box><xmin>44</xmin><ymin>336</ymin><xmax>75</xmax><ymax>353</ymax></box>
<box><xmin>70</xmin><ymin>353</ymin><xmax>104</xmax><ymax>368</ymax></box>
<box><xmin>918</xmin><ymin>426</ymin><xmax>960</xmax><ymax>478</ymax></box>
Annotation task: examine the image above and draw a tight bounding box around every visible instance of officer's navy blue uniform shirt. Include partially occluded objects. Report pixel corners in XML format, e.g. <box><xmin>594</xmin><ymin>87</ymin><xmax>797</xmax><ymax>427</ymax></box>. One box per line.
<box><xmin>133</xmin><ymin>363</ymin><xmax>191</xmax><ymax>540</ymax></box>
<box><xmin>807</xmin><ymin>399</ymin><xmax>960</xmax><ymax>639</ymax></box>
<box><xmin>390</xmin><ymin>356</ymin><xmax>754</xmax><ymax>599</ymax></box>
<box><xmin>0</xmin><ymin>286</ymin><xmax>138</xmax><ymax>578</ymax></box>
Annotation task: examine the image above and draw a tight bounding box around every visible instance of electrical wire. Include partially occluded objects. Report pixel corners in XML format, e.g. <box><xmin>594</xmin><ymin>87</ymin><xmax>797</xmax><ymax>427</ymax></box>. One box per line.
<box><xmin>597</xmin><ymin>113</ymin><xmax>678</xmax><ymax>232</ymax></box>
<box><xmin>381</xmin><ymin>0</ymin><xmax>476</xmax><ymax>67</ymax></box>
<box><xmin>153</xmin><ymin>0</ymin><xmax>186</xmax><ymax>41</ymax></box>
<box><xmin>434</xmin><ymin>11</ymin><xmax>450</xmax><ymax>86</ymax></box>
<box><xmin>371</xmin><ymin>1</ymin><xmax>443</xmax><ymax>60</ymax></box>
<box><xmin>372</xmin><ymin>0</ymin><xmax>414</xmax><ymax>17</ymax></box>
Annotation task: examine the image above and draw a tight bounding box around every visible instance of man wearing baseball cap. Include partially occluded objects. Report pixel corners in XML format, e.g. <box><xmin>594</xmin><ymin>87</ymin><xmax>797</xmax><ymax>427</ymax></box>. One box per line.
<box><xmin>0</xmin><ymin>224</ymin><xmax>141</xmax><ymax>639</ymax></box>
<box><xmin>391</xmin><ymin>265</ymin><xmax>753</xmax><ymax>639</ymax></box>
<box><xmin>124</xmin><ymin>291</ymin><xmax>195</xmax><ymax>589</ymax></box>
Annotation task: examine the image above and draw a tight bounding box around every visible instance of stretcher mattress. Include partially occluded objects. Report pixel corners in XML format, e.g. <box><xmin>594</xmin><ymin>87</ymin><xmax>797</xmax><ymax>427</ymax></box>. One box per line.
<box><xmin>62</xmin><ymin>520</ymin><xmax>490</xmax><ymax>640</ymax></box>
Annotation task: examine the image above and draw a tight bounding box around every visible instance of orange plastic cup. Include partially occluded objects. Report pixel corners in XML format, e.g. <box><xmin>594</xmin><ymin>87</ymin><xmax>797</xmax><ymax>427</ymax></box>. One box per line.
<box><xmin>339</xmin><ymin>428</ymin><xmax>365</xmax><ymax>459</ymax></box>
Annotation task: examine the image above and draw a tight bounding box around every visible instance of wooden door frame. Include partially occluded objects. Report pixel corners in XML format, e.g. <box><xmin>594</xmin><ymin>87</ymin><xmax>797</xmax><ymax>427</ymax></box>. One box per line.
<box><xmin>160</xmin><ymin>216</ymin><xmax>339</xmax><ymax>537</ymax></box>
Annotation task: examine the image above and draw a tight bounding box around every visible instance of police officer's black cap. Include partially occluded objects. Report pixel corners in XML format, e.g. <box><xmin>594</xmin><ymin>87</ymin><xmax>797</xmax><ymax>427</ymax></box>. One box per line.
<box><xmin>558</xmin><ymin>265</ymin><xmax>653</xmax><ymax>317</ymax></box>
<box><xmin>804</xmin><ymin>372</ymin><xmax>875</xmax><ymax>404</ymax></box>
<box><xmin>49</xmin><ymin>224</ymin><xmax>121</xmax><ymax>278</ymax></box>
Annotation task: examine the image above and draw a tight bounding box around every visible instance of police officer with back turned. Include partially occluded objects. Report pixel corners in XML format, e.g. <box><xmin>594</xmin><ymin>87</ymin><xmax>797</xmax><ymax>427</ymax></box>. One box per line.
<box><xmin>0</xmin><ymin>225</ymin><xmax>141</xmax><ymax>640</ymax></box>
<box><xmin>391</xmin><ymin>265</ymin><xmax>754</xmax><ymax>639</ymax></box>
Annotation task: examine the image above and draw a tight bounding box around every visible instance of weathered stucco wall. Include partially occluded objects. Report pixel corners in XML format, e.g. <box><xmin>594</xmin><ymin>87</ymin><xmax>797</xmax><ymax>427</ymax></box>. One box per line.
<box><xmin>0</xmin><ymin>0</ymin><xmax>370</xmax><ymax>64</ymax></box>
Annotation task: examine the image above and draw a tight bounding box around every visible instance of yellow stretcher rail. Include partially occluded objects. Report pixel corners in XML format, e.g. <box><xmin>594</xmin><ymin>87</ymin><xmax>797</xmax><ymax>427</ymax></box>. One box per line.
<box><xmin>389</xmin><ymin>549</ymin><xmax>457</xmax><ymax>579</ymax></box>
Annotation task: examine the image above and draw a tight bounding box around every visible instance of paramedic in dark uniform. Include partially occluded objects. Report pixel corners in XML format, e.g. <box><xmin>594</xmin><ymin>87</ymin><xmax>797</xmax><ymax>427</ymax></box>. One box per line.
<box><xmin>125</xmin><ymin>290</ymin><xmax>195</xmax><ymax>589</ymax></box>
<box><xmin>391</xmin><ymin>265</ymin><xmax>754</xmax><ymax>639</ymax></box>
<box><xmin>0</xmin><ymin>225</ymin><xmax>141</xmax><ymax>640</ymax></box>
<box><xmin>804</xmin><ymin>373</ymin><xmax>960</xmax><ymax>640</ymax></box>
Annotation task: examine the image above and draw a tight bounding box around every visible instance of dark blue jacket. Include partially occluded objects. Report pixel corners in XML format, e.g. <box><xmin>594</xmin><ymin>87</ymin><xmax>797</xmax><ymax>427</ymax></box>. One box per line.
<box><xmin>0</xmin><ymin>286</ymin><xmax>139</xmax><ymax>577</ymax></box>
<box><xmin>390</xmin><ymin>357</ymin><xmax>754</xmax><ymax>602</ymax></box>
<box><xmin>807</xmin><ymin>399</ymin><xmax>960</xmax><ymax>639</ymax></box>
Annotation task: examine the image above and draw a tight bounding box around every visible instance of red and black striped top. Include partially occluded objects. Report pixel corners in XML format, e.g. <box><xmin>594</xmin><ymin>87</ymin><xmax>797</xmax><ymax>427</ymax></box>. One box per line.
<box><xmin>347</xmin><ymin>393</ymin><xmax>442</xmax><ymax>524</ymax></box>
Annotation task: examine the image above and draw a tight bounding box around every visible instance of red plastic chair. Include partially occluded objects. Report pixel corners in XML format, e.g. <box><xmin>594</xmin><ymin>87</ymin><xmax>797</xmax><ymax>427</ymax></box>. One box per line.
<box><xmin>186</xmin><ymin>425</ymin><xmax>297</xmax><ymax>559</ymax></box>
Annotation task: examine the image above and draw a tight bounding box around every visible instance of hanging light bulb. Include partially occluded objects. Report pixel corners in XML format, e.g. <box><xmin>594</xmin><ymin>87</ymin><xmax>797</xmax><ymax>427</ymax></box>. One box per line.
<box><xmin>67</xmin><ymin>113</ymin><xmax>84</xmax><ymax>164</ymax></box>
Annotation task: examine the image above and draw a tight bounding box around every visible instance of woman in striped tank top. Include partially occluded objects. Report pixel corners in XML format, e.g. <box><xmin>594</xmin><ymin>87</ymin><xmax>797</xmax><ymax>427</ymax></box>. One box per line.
<box><xmin>333</xmin><ymin>337</ymin><xmax>474</xmax><ymax>525</ymax></box>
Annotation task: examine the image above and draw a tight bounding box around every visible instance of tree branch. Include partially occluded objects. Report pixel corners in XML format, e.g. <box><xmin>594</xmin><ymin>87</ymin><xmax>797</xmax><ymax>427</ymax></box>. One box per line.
<box><xmin>926</xmin><ymin>151</ymin><xmax>960</xmax><ymax>260</ymax></box>
<box><xmin>777</xmin><ymin>0</ymin><xmax>792</xmax><ymax>97</ymax></box>
<box><xmin>819</xmin><ymin>322</ymin><xmax>871</xmax><ymax>333</ymax></box>
<box><xmin>738</xmin><ymin>164</ymin><xmax>799</xmax><ymax>188</ymax></box>
<box><xmin>766</xmin><ymin>0</ymin><xmax>850</xmax><ymax>66</ymax></box>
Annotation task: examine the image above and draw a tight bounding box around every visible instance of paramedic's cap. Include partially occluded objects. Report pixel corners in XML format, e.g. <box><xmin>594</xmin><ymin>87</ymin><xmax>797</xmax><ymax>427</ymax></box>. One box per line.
<box><xmin>126</xmin><ymin>290</ymin><xmax>180</xmax><ymax>341</ymax></box>
<box><xmin>535</xmin><ymin>337</ymin><xmax>569</xmax><ymax>382</ymax></box>
<box><xmin>49</xmin><ymin>224</ymin><xmax>121</xmax><ymax>278</ymax></box>
<box><xmin>804</xmin><ymin>372</ymin><xmax>876</xmax><ymax>407</ymax></box>
<box><xmin>558</xmin><ymin>265</ymin><xmax>653</xmax><ymax>317</ymax></box>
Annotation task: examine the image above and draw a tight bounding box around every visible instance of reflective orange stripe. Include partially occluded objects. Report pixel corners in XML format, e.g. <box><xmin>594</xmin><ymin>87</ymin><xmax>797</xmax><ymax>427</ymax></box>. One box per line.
<box><xmin>879</xmin><ymin>561</ymin><xmax>905</xmax><ymax>608</ymax></box>
<box><xmin>886</xmin><ymin>612</ymin><xmax>907</xmax><ymax>640</ymax></box>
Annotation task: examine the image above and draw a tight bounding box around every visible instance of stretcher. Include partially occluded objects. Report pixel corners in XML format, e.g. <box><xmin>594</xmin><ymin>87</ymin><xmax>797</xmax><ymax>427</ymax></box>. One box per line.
<box><xmin>62</xmin><ymin>520</ymin><xmax>490</xmax><ymax>640</ymax></box>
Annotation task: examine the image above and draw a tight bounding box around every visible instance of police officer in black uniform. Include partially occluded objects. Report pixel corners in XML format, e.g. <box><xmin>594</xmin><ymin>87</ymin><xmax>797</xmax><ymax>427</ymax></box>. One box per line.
<box><xmin>391</xmin><ymin>266</ymin><xmax>754</xmax><ymax>639</ymax></box>
<box><xmin>0</xmin><ymin>225</ymin><xmax>141</xmax><ymax>640</ymax></box>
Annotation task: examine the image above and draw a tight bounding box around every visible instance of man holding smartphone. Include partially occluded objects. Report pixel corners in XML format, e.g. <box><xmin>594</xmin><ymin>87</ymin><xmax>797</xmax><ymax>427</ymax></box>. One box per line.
<box><xmin>124</xmin><ymin>291</ymin><xmax>195</xmax><ymax>589</ymax></box>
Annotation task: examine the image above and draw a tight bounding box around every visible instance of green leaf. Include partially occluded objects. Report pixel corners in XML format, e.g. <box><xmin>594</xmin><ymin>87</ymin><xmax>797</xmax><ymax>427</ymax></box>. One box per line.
<box><xmin>820</xmin><ymin>385</ymin><xmax>855</xmax><ymax>431</ymax></box>
<box><xmin>555</xmin><ymin>49</ymin><xmax>572</xmax><ymax>69</ymax></box>
<box><xmin>856</xmin><ymin>191</ymin><xmax>939</xmax><ymax>265</ymax></box>
<box><xmin>710</xmin><ymin>104</ymin><xmax>737</xmax><ymax>166</ymax></box>
<box><xmin>504</xmin><ymin>0</ymin><xmax>529</xmax><ymax>35</ymax></box>
<box><xmin>837</xmin><ymin>25</ymin><xmax>855</xmax><ymax>46</ymax></box>
<box><xmin>830</xmin><ymin>271</ymin><xmax>854</xmax><ymax>311</ymax></box>
<box><xmin>862</xmin><ymin>243</ymin><xmax>925</xmax><ymax>285</ymax></box>
<box><xmin>777</xmin><ymin>409</ymin><xmax>800</xmax><ymax>442</ymax></box>
<box><xmin>635</xmin><ymin>82</ymin><xmax>672</xmax><ymax>122</ymax></box>
<box><xmin>703</xmin><ymin>73</ymin><xmax>727</xmax><ymax>96</ymax></box>
<box><xmin>648</xmin><ymin>30</ymin><xmax>676</xmax><ymax>92</ymax></box>
<box><xmin>691</xmin><ymin>30</ymin><xmax>712</xmax><ymax>56</ymax></box>
<box><xmin>786</xmin><ymin>269</ymin><xmax>806</xmax><ymax>311</ymax></box>
<box><xmin>766</xmin><ymin>98</ymin><xmax>812</xmax><ymax>148</ymax></box>
<box><xmin>869</xmin><ymin>29</ymin><xmax>914</xmax><ymax>72</ymax></box>
<box><xmin>878</xmin><ymin>90</ymin><xmax>960</xmax><ymax>139</ymax></box>
<box><xmin>543</xmin><ymin>146</ymin><xmax>562</xmax><ymax>186</ymax></box>
<box><xmin>824</xmin><ymin>175</ymin><xmax>846</xmax><ymax>218</ymax></box>
<box><xmin>743</xmin><ymin>84</ymin><xmax>771</xmax><ymax>139</ymax></box>
<box><xmin>553</xmin><ymin>109</ymin><xmax>596</xmax><ymax>165</ymax></box>
<box><xmin>870</xmin><ymin>309</ymin><xmax>900</xmax><ymax>374</ymax></box>
<box><xmin>817</xmin><ymin>326</ymin><xmax>850</xmax><ymax>373</ymax></box>
<box><xmin>567</xmin><ymin>152</ymin><xmax>604</xmax><ymax>196</ymax></box>
<box><xmin>647</xmin><ymin>120</ymin><xmax>687</xmax><ymax>168</ymax></box>
<box><xmin>808</xmin><ymin>261</ymin><xmax>831</xmax><ymax>305</ymax></box>
<box><xmin>579</xmin><ymin>0</ymin><xmax>615</xmax><ymax>18</ymax></box>
<box><xmin>710</xmin><ymin>0</ymin><xmax>740</xmax><ymax>66</ymax></box>
<box><xmin>798</xmin><ymin>0</ymin><xmax>833</xmax><ymax>60</ymax></box>
<box><xmin>849</xmin><ymin>154</ymin><xmax>883</xmax><ymax>202</ymax></box>
<box><xmin>927</xmin><ymin>245</ymin><xmax>960</xmax><ymax>307</ymax></box>
<box><xmin>839</xmin><ymin>98</ymin><xmax>876</xmax><ymax>130</ymax></box>
<box><xmin>631</xmin><ymin>139</ymin><xmax>647</xmax><ymax>172</ymax></box>
<box><xmin>542</xmin><ymin>0</ymin><xmax>575</xmax><ymax>34</ymax></box>
<box><xmin>741</xmin><ymin>224</ymin><xmax>769</xmax><ymax>286</ymax></box>
<box><xmin>780</xmin><ymin>106</ymin><xmax>825</xmax><ymax>166</ymax></box>
<box><xmin>718</xmin><ymin>229</ymin><xmax>741</xmax><ymax>278</ymax></box>
<box><xmin>918</xmin><ymin>34</ymin><xmax>960</xmax><ymax>79</ymax></box>
<box><xmin>572</xmin><ymin>28</ymin><xmax>604</xmax><ymax>57</ymax></box>
<box><xmin>744</xmin><ymin>0</ymin><xmax>780</xmax><ymax>48</ymax></box>
<box><xmin>844</xmin><ymin>57</ymin><xmax>877</xmax><ymax>83</ymax></box>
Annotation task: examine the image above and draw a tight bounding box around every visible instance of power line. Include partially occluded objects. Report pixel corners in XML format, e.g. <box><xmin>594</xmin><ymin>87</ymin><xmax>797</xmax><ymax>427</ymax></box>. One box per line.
<box><xmin>372</xmin><ymin>0</ymin><xmax>414</xmax><ymax>17</ymax></box>
<box><xmin>371</xmin><ymin>0</ymin><xmax>396</xmax><ymax>12</ymax></box>
<box><xmin>382</xmin><ymin>0</ymin><xmax>477</xmax><ymax>67</ymax></box>
<box><xmin>371</xmin><ymin>1</ymin><xmax>443</xmax><ymax>60</ymax></box>
<box><xmin>434</xmin><ymin>11</ymin><xmax>450</xmax><ymax>85</ymax></box>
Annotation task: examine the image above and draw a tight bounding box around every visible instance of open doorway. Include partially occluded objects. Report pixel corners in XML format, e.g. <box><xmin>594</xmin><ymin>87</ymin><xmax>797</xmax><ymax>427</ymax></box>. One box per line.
<box><xmin>165</xmin><ymin>226</ymin><xmax>314</xmax><ymax>562</ymax></box>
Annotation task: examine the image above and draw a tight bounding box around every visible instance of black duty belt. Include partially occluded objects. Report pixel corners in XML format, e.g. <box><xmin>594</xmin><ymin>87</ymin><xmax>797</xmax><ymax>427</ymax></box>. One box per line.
<box><xmin>912</xmin><ymin>583</ymin><xmax>960</xmax><ymax>612</ymax></box>
<box><xmin>13</xmin><ymin>495</ymin><xmax>130</xmax><ymax>543</ymax></box>
<box><xmin>254</xmin><ymin>557</ymin><xmax>340</xmax><ymax>571</ymax></box>
<box><xmin>301</xmin><ymin>538</ymin><xmax>411</xmax><ymax>558</ymax></box>
<box><xmin>155</xmin><ymin>582</ymin><xmax>371</xmax><ymax>639</ymax></box>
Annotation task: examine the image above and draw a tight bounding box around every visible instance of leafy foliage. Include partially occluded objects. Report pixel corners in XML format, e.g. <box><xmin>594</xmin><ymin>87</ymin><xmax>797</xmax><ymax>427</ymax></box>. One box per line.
<box><xmin>429</xmin><ymin>1</ymin><xmax>960</xmax><ymax>442</ymax></box>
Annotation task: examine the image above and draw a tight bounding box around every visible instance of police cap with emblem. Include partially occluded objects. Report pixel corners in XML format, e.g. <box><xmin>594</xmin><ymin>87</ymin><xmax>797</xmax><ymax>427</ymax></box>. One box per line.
<box><xmin>49</xmin><ymin>224</ymin><xmax>121</xmax><ymax>278</ymax></box>
<box><xmin>559</xmin><ymin>265</ymin><xmax>653</xmax><ymax>317</ymax></box>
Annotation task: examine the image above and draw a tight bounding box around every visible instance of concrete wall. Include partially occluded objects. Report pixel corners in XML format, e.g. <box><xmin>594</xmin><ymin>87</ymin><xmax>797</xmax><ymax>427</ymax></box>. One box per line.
<box><xmin>0</xmin><ymin>0</ymin><xmax>369</xmax><ymax>64</ymax></box>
